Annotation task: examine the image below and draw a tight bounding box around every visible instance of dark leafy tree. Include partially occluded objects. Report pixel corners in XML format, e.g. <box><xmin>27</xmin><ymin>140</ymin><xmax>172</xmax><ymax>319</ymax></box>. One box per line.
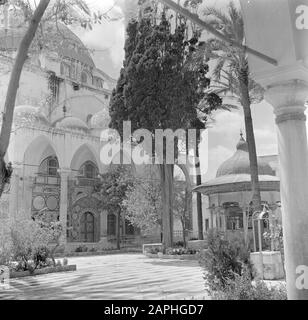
<box><xmin>109</xmin><ymin>7</ymin><xmax>215</xmax><ymax>248</ymax></box>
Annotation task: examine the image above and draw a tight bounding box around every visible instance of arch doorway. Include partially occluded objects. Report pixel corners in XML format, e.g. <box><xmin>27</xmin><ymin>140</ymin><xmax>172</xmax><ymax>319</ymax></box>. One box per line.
<box><xmin>80</xmin><ymin>212</ymin><xmax>95</xmax><ymax>242</ymax></box>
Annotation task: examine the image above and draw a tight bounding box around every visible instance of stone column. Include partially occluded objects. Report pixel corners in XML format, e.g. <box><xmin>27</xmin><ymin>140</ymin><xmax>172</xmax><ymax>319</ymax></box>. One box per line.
<box><xmin>265</xmin><ymin>80</ymin><xmax>308</xmax><ymax>300</ymax></box>
<box><xmin>9</xmin><ymin>164</ymin><xmax>22</xmax><ymax>221</ymax></box>
<box><xmin>58</xmin><ymin>168</ymin><xmax>70</xmax><ymax>246</ymax></box>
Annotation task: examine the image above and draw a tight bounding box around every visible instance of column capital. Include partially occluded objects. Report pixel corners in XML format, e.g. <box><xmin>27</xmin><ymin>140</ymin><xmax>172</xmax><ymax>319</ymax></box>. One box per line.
<box><xmin>264</xmin><ymin>80</ymin><xmax>308</xmax><ymax>123</ymax></box>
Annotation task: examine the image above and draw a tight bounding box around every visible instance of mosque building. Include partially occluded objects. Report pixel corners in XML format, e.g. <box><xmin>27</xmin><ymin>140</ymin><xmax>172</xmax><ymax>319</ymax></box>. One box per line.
<box><xmin>0</xmin><ymin>1</ymin><xmax>202</xmax><ymax>251</ymax></box>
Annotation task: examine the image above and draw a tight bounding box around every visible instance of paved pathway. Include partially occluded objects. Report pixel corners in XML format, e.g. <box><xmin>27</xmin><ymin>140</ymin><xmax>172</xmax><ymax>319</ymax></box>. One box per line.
<box><xmin>0</xmin><ymin>254</ymin><xmax>208</xmax><ymax>300</ymax></box>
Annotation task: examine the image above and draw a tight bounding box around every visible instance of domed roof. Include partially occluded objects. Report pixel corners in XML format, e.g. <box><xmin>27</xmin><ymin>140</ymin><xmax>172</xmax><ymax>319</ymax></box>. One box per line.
<box><xmin>13</xmin><ymin>105</ymin><xmax>50</xmax><ymax>127</ymax></box>
<box><xmin>45</xmin><ymin>23</ymin><xmax>95</xmax><ymax>67</ymax></box>
<box><xmin>0</xmin><ymin>18</ymin><xmax>94</xmax><ymax>67</ymax></box>
<box><xmin>90</xmin><ymin>109</ymin><xmax>111</xmax><ymax>129</ymax></box>
<box><xmin>55</xmin><ymin>116</ymin><xmax>89</xmax><ymax>133</ymax></box>
<box><xmin>216</xmin><ymin>135</ymin><xmax>275</xmax><ymax>177</ymax></box>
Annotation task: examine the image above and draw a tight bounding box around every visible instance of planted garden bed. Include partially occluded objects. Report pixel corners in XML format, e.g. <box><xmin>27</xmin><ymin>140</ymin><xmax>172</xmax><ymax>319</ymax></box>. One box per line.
<box><xmin>145</xmin><ymin>253</ymin><xmax>199</xmax><ymax>260</ymax></box>
<box><xmin>144</xmin><ymin>247</ymin><xmax>200</xmax><ymax>260</ymax></box>
<box><xmin>10</xmin><ymin>264</ymin><xmax>77</xmax><ymax>279</ymax></box>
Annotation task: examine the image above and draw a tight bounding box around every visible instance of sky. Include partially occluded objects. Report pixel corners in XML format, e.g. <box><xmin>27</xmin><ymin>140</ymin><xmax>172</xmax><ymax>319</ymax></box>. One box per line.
<box><xmin>73</xmin><ymin>0</ymin><xmax>284</xmax><ymax>181</ymax></box>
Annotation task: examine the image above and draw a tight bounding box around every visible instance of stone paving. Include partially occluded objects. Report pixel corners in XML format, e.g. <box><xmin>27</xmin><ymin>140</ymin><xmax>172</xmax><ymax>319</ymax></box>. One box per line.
<box><xmin>0</xmin><ymin>254</ymin><xmax>208</xmax><ymax>300</ymax></box>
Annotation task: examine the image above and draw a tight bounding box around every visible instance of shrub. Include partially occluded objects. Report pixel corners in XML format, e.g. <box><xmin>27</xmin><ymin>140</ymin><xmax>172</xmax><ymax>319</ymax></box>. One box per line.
<box><xmin>33</xmin><ymin>246</ymin><xmax>50</xmax><ymax>269</ymax></box>
<box><xmin>75</xmin><ymin>245</ymin><xmax>88</xmax><ymax>253</ymax></box>
<box><xmin>170</xmin><ymin>248</ymin><xmax>198</xmax><ymax>255</ymax></box>
<box><xmin>200</xmin><ymin>230</ymin><xmax>252</xmax><ymax>292</ymax></box>
<box><xmin>211</xmin><ymin>267</ymin><xmax>287</xmax><ymax>300</ymax></box>
<box><xmin>0</xmin><ymin>221</ymin><xmax>12</xmax><ymax>266</ymax></box>
<box><xmin>149</xmin><ymin>247</ymin><xmax>161</xmax><ymax>254</ymax></box>
<box><xmin>56</xmin><ymin>260</ymin><xmax>62</xmax><ymax>267</ymax></box>
<box><xmin>0</xmin><ymin>218</ymin><xmax>64</xmax><ymax>272</ymax></box>
<box><xmin>173</xmin><ymin>241</ymin><xmax>184</xmax><ymax>248</ymax></box>
<box><xmin>63</xmin><ymin>258</ymin><xmax>68</xmax><ymax>266</ymax></box>
<box><xmin>10</xmin><ymin>220</ymin><xmax>53</xmax><ymax>273</ymax></box>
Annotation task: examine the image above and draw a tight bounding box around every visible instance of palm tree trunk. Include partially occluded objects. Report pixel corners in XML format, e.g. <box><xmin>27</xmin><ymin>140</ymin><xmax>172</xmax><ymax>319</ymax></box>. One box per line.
<box><xmin>239</xmin><ymin>68</ymin><xmax>262</xmax><ymax>212</ymax></box>
<box><xmin>0</xmin><ymin>0</ymin><xmax>50</xmax><ymax>198</ymax></box>
<box><xmin>195</xmin><ymin>129</ymin><xmax>204</xmax><ymax>240</ymax></box>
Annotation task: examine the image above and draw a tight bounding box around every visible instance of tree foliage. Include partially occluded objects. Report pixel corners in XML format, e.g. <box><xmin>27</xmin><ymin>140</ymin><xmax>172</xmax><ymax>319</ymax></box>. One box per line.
<box><xmin>123</xmin><ymin>172</ymin><xmax>190</xmax><ymax>240</ymax></box>
<box><xmin>123</xmin><ymin>171</ymin><xmax>162</xmax><ymax>235</ymax></box>
<box><xmin>109</xmin><ymin>9</ymin><xmax>210</xmax><ymax>139</ymax></box>
<box><xmin>97</xmin><ymin>165</ymin><xmax>134</xmax><ymax>213</ymax></box>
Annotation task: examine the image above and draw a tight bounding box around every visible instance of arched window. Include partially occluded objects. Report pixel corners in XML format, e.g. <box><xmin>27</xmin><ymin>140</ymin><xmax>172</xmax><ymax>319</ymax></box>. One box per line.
<box><xmin>107</xmin><ymin>213</ymin><xmax>116</xmax><ymax>236</ymax></box>
<box><xmin>81</xmin><ymin>71</ymin><xmax>88</xmax><ymax>84</ymax></box>
<box><xmin>79</xmin><ymin>161</ymin><xmax>98</xmax><ymax>179</ymax></box>
<box><xmin>39</xmin><ymin>156</ymin><xmax>59</xmax><ymax>177</ymax></box>
<box><xmin>60</xmin><ymin>62</ymin><xmax>71</xmax><ymax>78</ymax></box>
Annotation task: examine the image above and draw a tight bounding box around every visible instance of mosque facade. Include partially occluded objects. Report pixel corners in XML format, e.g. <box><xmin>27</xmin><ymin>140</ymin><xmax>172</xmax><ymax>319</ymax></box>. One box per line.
<box><xmin>0</xmin><ymin>2</ymin><xmax>204</xmax><ymax>251</ymax></box>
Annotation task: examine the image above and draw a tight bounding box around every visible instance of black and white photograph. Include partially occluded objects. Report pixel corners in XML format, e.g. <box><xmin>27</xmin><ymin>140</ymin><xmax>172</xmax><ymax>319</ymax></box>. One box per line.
<box><xmin>0</xmin><ymin>0</ymin><xmax>307</xmax><ymax>308</ymax></box>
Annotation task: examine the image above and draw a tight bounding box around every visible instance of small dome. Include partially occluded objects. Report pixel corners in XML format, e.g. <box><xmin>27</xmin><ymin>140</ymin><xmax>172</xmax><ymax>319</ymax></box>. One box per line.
<box><xmin>90</xmin><ymin>109</ymin><xmax>110</xmax><ymax>129</ymax></box>
<box><xmin>14</xmin><ymin>105</ymin><xmax>50</xmax><ymax>127</ymax></box>
<box><xmin>55</xmin><ymin>116</ymin><xmax>89</xmax><ymax>133</ymax></box>
<box><xmin>216</xmin><ymin>135</ymin><xmax>275</xmax><ymax>177</ymax></box>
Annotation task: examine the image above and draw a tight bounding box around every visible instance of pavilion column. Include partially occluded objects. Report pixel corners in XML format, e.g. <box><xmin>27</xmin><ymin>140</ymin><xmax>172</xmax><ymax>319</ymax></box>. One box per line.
<box><xmin>240</xmin><ymin>203</ymin><xmax>248</xmax><ymax>243</ymax></box>
<box><xmin>58</xmin><ymin>168</ymin><xmax>70</xmax><ymax>246</ymax></box>
<box><xmin>265</xmin><ymin>80</ymin><xmax>308</xmax><ymax>300</ymax></box>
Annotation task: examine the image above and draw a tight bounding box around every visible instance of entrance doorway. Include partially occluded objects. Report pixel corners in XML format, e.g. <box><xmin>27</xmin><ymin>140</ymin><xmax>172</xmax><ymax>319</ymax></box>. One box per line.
<box><xmin>80</xmin><ymin>212</ymin><xmax>95</xmax><ymax>242</ymax></box>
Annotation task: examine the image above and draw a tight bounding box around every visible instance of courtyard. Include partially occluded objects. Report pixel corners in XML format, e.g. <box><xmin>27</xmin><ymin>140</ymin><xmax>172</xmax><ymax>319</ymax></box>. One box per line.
<box><xmin>0</xmin><ymin>254</ymin><xmax>207</xmax><ymax>300</ymax></box>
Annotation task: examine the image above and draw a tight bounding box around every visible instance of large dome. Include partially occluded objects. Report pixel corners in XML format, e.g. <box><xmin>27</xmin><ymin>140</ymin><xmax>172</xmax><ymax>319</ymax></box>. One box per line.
<box><xmin>216</xmin><ymin>135</ymin><xmax>275</xmax><ymax>177</ymax></box>
<box><xmin>13</xmin><ymin>105</ymin><xmax>50</xmax><ymax>127</ymax></box>
<box><xmin>43</xmin><ymin>23</ymin><xmax>95</xmax><ymax>67</ymax></box>
<box><xmin>0</xmin><ymin>15</ymin><xmax>94</xmax><ymax>67</ymax></box>
<box><xmin>55</xmin><ymin>116</ymin><xmax>89</xmax><ymax>133</ymax></box>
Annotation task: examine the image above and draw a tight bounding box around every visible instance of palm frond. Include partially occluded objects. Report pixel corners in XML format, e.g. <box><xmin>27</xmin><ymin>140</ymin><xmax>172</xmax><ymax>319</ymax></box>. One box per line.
<box><xmin>220</xmin><ymin>103</ymin><xmax>239</xmax><ymax>111</ymax></box>
<box><xmin>203</xmin><ymin>6</ymin><xmax>230</xmax><ymax>28</ymax></box>
<box><xmin>73</xmin><ymin>0</ymin><xmax>91</xmax><ymax>16</ymax></box>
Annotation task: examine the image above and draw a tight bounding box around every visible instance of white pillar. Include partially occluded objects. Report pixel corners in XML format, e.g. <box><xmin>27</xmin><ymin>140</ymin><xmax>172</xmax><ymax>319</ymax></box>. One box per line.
<box><xmin>9</xmin><ymin>164</ymin><xmax>22</xmax><ymax>221</ymax></box>
<box><xmin>58</xmin><ymin>168</ymin><xmax>70</xmax><ymax>246</ymax></box>
<box><xmin>265</xmin><ymin>80</ymin><xmax>308</xmax><ymax>300</ymax></box>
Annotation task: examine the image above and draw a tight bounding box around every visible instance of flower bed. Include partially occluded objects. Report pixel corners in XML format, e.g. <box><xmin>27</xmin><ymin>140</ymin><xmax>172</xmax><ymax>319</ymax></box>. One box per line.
<box><xmin>10</xmin><ymin>264</ymin><xmax>77</xmax><ymax>279</ymax></box>
<box><xmin>144</xmin><ymin>247</ymin><xmax>200</xmax><ymax>260</ymax></box>
<box><xmin>55</xmin><ymin>247</ymin><xmax>142</xmax><ymax>258</ymax></box>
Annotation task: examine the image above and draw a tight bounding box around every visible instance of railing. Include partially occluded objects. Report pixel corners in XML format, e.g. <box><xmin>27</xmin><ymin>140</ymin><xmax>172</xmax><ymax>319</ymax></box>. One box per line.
<box><xmin>35</xmin><ymin>174</ymin><xmax>60</xmax><ymax>186</ymax></box>
<box><xmin>76</xmin><ymin>177</ymin><xmax>100</xmax><ymax>187</ymax></box>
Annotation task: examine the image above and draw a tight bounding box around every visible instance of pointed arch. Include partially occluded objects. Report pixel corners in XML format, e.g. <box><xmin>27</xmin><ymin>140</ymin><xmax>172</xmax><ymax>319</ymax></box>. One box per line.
<box><xmin>70</xmin><ymin>143</ymin><xmax>102</xmax><ymax>173</ymax></box>
<box><xmin>23</xmin><ymin>136</ymin><xmax>60</xmax><ymax>174</ymax></box>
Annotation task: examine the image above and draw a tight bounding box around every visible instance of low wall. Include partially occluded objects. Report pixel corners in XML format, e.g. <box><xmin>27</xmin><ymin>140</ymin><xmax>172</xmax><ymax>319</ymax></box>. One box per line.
<box><xmin>250</xmin><ymin>251</ymin><xmax>285</xmax><ymax>280</ymax></box>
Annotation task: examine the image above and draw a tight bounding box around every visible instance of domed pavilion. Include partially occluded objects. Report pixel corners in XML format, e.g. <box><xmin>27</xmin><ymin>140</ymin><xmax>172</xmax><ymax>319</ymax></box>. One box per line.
<box><xmin>193</xmin><ymin>134</ymin><xmax>280</xmax><ymax>234</ymax></box>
